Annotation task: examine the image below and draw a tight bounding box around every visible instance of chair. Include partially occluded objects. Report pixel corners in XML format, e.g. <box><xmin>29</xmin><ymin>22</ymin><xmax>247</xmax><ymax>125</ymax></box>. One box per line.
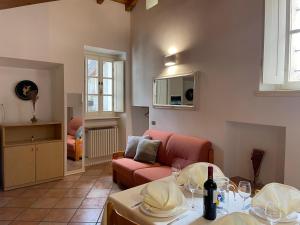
<box><xmin>107</xmin><ymin>202</ymin><xmax>138</xmax><ymax>225</ymax></box>
<box><xmin>67</xmin><ymin>116</ymin><xmax>83</xmax><ymax>161</ymax></box>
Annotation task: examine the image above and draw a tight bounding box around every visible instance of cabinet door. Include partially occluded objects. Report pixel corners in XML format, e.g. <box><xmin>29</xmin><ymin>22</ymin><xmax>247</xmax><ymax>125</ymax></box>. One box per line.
<box><xmin>4</xmin><ymin>145</ymin><xmax>35</xmax><ymax>188</ymax></box>
<box><xmin>36</xmin><ymin>141</ymin><xmax>64</xmax><ymax>182</ymax></box>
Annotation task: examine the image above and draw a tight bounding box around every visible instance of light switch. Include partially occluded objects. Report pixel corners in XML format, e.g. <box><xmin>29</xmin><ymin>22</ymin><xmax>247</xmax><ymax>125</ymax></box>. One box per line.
<box><xmin>151</xmin><ymin>121</ymin><xmax>156</xmax><ymax>126</ymax></box>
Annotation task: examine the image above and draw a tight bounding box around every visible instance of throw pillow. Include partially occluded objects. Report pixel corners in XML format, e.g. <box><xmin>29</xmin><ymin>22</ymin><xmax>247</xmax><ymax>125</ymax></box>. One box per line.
<box><xmin>124</xmin><ymin>135</ymin><xmax>151</xmax><ymax>158</ymax></box>
<box><xmin>75</xmin><ymin>126</ymin><xmax>83</xmax><ymax>139</ymax></box>
<box><xmin>134</xmin><ymin>139</ymin><xmax>161</xmax><ymax>164</ymax></box>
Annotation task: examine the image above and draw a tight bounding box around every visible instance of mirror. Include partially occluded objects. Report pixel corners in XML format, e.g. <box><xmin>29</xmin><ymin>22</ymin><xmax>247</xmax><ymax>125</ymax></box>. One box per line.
<box><xmin>153</xmin><ymin>72</ymin><xmax>197</xmax><ymax>109</ymax></box>
<box><xmin>66</xmin><ymin>93</ymin><xmax>84</xmax><ymax>173</ymax></box>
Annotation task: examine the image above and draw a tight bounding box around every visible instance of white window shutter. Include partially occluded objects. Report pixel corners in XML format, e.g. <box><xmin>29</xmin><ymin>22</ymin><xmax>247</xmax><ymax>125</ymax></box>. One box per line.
<box><xmin>114</xmin><ymin>61</ymin><xmax>125</xmax><ymax>112</ymax></box>
<box><xmin>263</xmin><ymin>0</ymin><xmax>286</xmax><ymax>84</ymax></box>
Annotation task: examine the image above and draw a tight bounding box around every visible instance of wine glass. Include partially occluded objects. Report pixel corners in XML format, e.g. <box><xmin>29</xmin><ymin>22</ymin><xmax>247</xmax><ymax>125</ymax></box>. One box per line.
<box><xmin>238</xmin><ymin>181</ymin><xmax>251</xmax><ymax>210</ymax></box>
<box><xmin>171</xmin><ymin>164</ymin><xmax>181</xmax><ymax>181</ymax></box>
<box><xmin>265</xmin><ymin>202</ymin><xmax>282</xmax><ymax>225</ymax></box>
<box><xmin>187</xmin><ymin>175</ymin><xmax>199</xmax><ymax>209</ymax></box>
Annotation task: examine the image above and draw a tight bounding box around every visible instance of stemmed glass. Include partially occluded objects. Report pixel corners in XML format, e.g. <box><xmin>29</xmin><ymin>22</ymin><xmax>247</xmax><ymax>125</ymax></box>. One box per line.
<box><xmin>238</xmin><ymin>181</ymin><xmax>251</xmax><ymax>210</ymax></box>
<box><xmin>187</xmin><ymin>176</ymin><xmax>199</xmax><ymax>209</ymax></box>
<box><xmin>171</xmin><ymin>164</ymin><xmax>181</xmax><ymax>181</ymax></box>
<box><xmin>265</xmin><ymin>202</ymin><xmax>282</xmax><ymax>225</ymax></box>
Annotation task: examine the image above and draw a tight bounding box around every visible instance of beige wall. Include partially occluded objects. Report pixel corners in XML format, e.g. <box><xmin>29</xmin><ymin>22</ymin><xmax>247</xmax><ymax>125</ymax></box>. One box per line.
<box><xmin>0</xmin><ymin>0</ymin><xmax>132</xmax><ymax>148</ymax></box>
<box><xmin>0</xmin><ymin>66</ymin><xmax>53</xmax><ymax>123</ymax></box>
<box><xmin>131</xmin><ymin>0</ymin><xmax>300</xmax><ymax>188</ymax></box>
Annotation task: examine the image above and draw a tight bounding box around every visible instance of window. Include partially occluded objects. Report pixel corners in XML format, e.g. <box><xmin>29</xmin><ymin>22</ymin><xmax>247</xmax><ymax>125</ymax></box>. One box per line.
<box><xmin>262</xmin><ymin>0</ymin><xmax>300</xmax><ymax>90</ymax></box>
<box><xmin>85</xmin><ymin>54</ymin><xmax>124</xmax><ymax>115</ymax></box>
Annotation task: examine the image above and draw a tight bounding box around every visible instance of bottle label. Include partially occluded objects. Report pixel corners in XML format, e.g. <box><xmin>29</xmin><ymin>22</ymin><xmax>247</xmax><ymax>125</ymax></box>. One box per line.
<box><xmin>203</xmin><ymin>190</ymin><xmax>218</xmax><ymax>204</ymax></box>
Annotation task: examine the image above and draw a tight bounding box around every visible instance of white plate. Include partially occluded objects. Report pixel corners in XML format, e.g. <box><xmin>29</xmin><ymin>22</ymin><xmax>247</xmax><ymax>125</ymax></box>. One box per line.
<box><xmin>249</xmin><ymin>207</ymin><xmax>298</xmax><ymax>223</ymax></box>
<box><xmin>139</xmin><ymin>202</ymin><xmax>188</xmax><ymax>218</ymax></box>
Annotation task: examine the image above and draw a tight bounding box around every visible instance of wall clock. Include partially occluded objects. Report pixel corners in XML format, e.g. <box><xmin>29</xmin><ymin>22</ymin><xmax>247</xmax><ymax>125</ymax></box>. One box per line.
<box><xmin>15</xmin><ymin>80</ymin><xmax>39</xmax><ymax>101</ymax></box>
<box><xmin>185</xmin><ymin>88</ymin><xmax>194</xmax><ymax>101</ymax></box>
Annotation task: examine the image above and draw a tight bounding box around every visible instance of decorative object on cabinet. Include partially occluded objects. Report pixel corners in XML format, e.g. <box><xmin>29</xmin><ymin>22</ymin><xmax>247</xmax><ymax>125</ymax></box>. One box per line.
<box><xmin>0</xmin><ymin>122</ymin><xmax>64</xmax><ymax>191</ymax></box>
<box><xmin>15</xmin><ymin>80</ymin><xmax>38</xmax><ymax>101</ymax></box>
<box><xmin>28</xmin><ymin>90</ymin><xmax>39</xmax><ymax>123</ymax></box>
<box><xmin>153</xmin><ymin>72</ymin><xmax>198</xmax><ymax>109</ymax></box>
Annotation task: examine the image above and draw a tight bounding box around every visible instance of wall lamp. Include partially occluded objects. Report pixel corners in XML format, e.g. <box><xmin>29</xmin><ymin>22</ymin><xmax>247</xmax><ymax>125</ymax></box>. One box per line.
<box><xmin>164</xmin><ymin>54</ymin><xmax>177</xmax><ymax>67</ymax></box>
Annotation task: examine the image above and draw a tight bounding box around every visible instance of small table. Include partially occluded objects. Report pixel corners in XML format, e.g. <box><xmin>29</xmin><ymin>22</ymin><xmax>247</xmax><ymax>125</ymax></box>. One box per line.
<box><xmin>102</xmin><ymin>177</ymin><xmax>300</xmax><ymax>225</ymax></box>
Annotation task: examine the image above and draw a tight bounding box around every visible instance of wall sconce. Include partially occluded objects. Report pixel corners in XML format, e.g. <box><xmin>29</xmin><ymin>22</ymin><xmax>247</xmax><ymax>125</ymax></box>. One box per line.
<box><xmin>164</xmin><ymin>54</ymin><xmax>177</xmax><ymax>67</ymax></box>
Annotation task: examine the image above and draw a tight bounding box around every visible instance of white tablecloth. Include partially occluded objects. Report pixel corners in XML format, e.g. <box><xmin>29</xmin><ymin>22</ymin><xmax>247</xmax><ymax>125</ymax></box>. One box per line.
<box><xmin>102</xmin><ymin>177</ymin><xmax>300</xmax><ymax>225</ymax></box>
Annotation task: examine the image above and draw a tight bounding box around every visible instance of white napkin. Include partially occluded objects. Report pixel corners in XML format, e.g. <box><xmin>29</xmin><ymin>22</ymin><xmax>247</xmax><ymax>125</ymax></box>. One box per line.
<box><xmin>251</xmin><ymin>182</ymin><xmax>300</xmax><ymax>216</ymax></box>
<box><xmin>140</xmin><ymin>181</ymin><xmax>185</xmax><ymax>210</ymax></box>
<box><xmin>176</xmin><ymin>162</ymin><xmax>225</xmax><ymax>187</ymax></box>
<box><xmin>211</xmin><ymin>212</ymin><xmax>263</xmax><ymax>225</ymax></box>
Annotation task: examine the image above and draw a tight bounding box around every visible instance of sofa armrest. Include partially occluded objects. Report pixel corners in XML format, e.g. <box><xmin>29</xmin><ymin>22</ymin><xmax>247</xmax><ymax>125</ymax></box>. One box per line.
<box><xmin>208</xmin><ymin>148</ymin><xmax>214</xmax><ymax>163</ymax></box>
<box><xmin>112</xmin><ymin>151</ymin><xmax>125</xmax><ymax>160</ymax></box>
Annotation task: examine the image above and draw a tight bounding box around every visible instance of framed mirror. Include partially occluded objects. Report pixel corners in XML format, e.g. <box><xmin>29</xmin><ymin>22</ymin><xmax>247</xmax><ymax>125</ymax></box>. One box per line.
<box><xmin>153</xmin><ymin>72</ymin><xmax>198</xmax><ymax>109</ymax></box>
<box><xmin>66</xmin><ymin>93</ymin><xmax>84</xmax><ymax>174</ymax></box>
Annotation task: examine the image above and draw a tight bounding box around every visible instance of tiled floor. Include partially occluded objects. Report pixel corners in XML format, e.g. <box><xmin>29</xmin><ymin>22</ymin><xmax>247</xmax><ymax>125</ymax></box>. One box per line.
<box><xmin>0</xmin><ymin>162</ymin><xmax>122</xmax><ymax>225</ymax></box>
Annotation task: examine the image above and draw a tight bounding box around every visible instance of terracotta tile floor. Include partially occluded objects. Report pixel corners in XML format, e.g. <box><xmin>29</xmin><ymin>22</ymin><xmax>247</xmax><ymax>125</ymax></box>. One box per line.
<box><xmin>0</xmin><ymin>162</ymin><xmax>122</xmax><ymax>225</ymax></box>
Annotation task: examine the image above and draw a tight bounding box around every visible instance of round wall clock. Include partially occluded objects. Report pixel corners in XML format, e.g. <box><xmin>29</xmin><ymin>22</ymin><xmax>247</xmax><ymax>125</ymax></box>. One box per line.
<box><xmin>185</xmin><ymin>88</ymin><xmax>194</xmax><ymax>101</ymax></box>
<box><xmin>15</xmin><ymin>80</ymin><xmax>39</xmax><ymax>101</ymax></box>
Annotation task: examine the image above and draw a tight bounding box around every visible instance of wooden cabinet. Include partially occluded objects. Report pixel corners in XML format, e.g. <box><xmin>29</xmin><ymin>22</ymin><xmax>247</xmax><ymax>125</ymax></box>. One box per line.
<box><xmin>36</xmin><ymin>142</ymin><xmax>63</xmax><ymax>182</ymax></box>
<box><xmin>1</xmin><ymin>122</ymin><xmax>64</xmax><ymax>190</ymax></box>
<box><xmin>3</xmin><ymin>145</ymin><xmax>35</xmax><ymax>188</ymax></box>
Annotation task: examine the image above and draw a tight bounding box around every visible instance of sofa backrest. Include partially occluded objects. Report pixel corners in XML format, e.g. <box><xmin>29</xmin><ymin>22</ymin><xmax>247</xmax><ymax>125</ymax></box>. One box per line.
<box><xmin>143</xmin><ymin>129</ymin><xmax>173</xmax><ymax>164</ymax></box>
<box><xmin>144</xmin><ymin>129</ymin><xmax>212</xmax><ymax>169</ymax></box>
<box><xmin>165</xmin><ymin>134</ymin><xmax>212</xmax><ymax>168</ymax></box>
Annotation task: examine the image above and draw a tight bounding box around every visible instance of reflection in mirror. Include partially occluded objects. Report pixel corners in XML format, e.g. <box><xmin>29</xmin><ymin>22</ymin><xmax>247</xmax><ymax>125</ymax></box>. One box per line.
<box><xmin>67</xmin><ymin>93</ymin><xmax>84</xmax><ymax>172</ymax></box>
<box><xmin>154</xmin><ymin>73</ymin><xmax>196</xmax><ymax>108</ymax></box>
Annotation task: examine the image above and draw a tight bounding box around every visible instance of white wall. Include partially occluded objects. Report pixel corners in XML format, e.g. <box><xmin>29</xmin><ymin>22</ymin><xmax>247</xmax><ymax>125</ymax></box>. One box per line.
<box><xmin>0</xmin><ymin>0</ymin><xmax>132</xmax><ymax>148</ymax></box>
<box><xmin>225</xmin><ymin>122</ymin><xmax>285</xmax><ymax>184</ymax></box>
<box><xmin>0</xmin><ymin>66</ymin><xmax>52</xmax><ymax>123</ymax></box>
<box><xmin>131</xmin><ymin>0</ymin><xmax>300</xmax><ymax>188</ymax></box>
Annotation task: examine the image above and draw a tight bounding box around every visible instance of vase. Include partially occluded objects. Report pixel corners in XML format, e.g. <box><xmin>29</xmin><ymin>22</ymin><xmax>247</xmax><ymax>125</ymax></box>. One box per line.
<box><xmin>31</xmin><ymin>107</ymin><xmax>37</xmax><ymax>123</ymax></box>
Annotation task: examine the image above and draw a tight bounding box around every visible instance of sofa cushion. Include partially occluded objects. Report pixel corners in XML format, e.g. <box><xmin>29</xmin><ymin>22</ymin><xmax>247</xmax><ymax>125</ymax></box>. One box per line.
<box><xmin>133</xmin><ymin>166</ymin><xmax>172</xmax><ymax>186</ymax></box>
<box><xmin>125</xmin><ymin>135</ymin><xmax>151</xmax><ymax>158</ymax></box>
<box><xmin>143</xmin><ymin>130</ymin><xmax>174</xmax><ymax>165</ymax></box>
<box><xmin>112</xmin><ymin>158</ymin><xmax>158</xmax><ymax>187</ymax></box>
<box><xmin>134</xmin><ymin>139</ymin><xmax>161</xmax><ymax>164</ymax></box>
<box><xmin>165</xmin><ymin>134</ymin><xmax>212</xmax><ymax>168</ymax></box>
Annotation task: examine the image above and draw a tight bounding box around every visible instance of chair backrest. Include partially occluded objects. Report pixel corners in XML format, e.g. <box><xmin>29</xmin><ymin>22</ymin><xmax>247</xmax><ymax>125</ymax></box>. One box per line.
<box><xmin>107</xmin><ymin>202</ymin><xmax>138</xmax><ymax>225</ymax></box>
<box><xmin>68</xmin><ymin>116</ymin><xmax>82</xmax><ymax>136</ymax></box>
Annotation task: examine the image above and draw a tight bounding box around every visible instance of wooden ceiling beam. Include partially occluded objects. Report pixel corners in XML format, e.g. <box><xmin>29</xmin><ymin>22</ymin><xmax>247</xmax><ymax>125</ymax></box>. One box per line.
<box><xmin>125</xmin><ymin>0</ymin><xmax>137</xmax><ymax>11</ymax></box>
<box><xmin>97</xmin><ymin>0</ymin><xmax>137</xmax><ymax>11</ymax></box>
<box><xmin>0</xmin><ymin>0</ymin><xmax>59</xmax><ymax>10</ymax></box>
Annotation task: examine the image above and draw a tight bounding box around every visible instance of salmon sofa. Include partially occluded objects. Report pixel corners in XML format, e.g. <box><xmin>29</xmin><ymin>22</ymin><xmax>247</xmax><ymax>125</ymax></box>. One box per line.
<box><xmin>112</xmin><ymin>129</ymin><xmax>214</xmax><ymax>188</ymax></box>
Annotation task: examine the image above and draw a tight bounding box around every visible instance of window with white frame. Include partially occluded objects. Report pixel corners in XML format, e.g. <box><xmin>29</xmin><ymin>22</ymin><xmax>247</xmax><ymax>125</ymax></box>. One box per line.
<box><xmin>85</xmin><ymin>54</ymin><xmax>124</xmax><ymax>115</ymax></box>
<box><xmin>262</xmin><ymin>0</ymin><xmax>300</xmax><ymax>90</ymax></box>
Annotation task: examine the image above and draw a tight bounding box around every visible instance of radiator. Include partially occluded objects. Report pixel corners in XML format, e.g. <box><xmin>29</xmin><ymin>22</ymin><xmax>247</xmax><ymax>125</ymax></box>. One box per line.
<box><xmin>87</xmin><ymin>126</ymin><xmax>118</xmax><ymax>159</ymax></box>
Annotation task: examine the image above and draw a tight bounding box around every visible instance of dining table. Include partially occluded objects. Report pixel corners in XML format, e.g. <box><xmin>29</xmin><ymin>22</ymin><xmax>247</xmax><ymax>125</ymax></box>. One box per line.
<box><xmin>102</xmin><ymin>176</ymin><xmax>300</xmax><ymax>225</ymax></box>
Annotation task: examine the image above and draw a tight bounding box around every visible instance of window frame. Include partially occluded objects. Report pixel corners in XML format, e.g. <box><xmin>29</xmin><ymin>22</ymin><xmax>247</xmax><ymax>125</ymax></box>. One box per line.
<box><xmin>85</xmin><ymin>54</ymin><xmax>118</xmax><ymax>117</ymax></box>
<box><xmin>262</xmin><ymin>0</ymin><xmax>300</xmax><ymax>91</ymax></box>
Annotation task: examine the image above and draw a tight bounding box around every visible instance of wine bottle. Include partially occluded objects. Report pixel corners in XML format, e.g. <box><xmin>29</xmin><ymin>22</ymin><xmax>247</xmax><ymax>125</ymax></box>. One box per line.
<box><xmin>203</xmin><ymin>165</ymin><xmax>217</xmax><ymax>220</ymax></box>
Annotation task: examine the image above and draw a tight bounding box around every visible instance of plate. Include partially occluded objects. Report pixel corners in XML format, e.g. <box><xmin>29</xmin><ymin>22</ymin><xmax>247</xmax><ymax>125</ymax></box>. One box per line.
<box><xmin>139</xmin><ymin>202</ymin><xmax>187</xmax><ymax>218</ymax></box>
<box><xmin>15</xmin><ymin>80</ymin><xmax>38</xmax><ymax>101</ymax></box>
<box><xmin>249</xmin><ymin>207</ymin><xmax>298</xmax><ymax>223</ymax></box>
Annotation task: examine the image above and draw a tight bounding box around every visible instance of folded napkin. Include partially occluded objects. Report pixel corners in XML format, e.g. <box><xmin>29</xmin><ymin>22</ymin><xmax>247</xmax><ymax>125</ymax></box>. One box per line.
<box><xmin>140</xmin><ymin>181</ymin><xmax>185</xmax><ymax>210</ymax></box>
<box><xmin>251</xmin><ymin>183</ymin><xmax>300</xmax><ymax>216</ymax></box>
<box><xmin>211</xmin><ymin>212</ymin><xmax>262</xmax><ymax>225</ymax></box>
<box><xmin>176</xmin><ymin>162</ymin><xmax>225</xmax><ymax>187</ymax></box>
